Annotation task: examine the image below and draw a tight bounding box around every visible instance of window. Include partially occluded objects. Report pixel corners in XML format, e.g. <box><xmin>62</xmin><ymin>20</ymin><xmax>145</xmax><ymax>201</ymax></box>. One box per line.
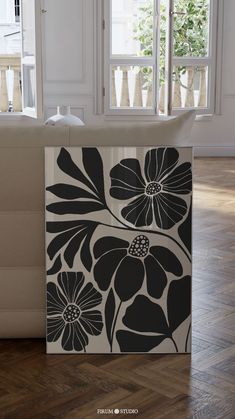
<box><xmin>15</xmin><ymin>0</ymin><xmax>20</xmax><ymax>22</ymax></box>
<box><xmin>0</xmin><ymin>0</ymin><xmax>42</xmax><ymax>118</ymax></box>
<box><xmin>103</xmin><ymin>0</ymin><xmax>220</xmax><ymax>116</ymax></box>
<box><xmin>20</xmin><ymin>0</ymin><xmax>43</xmax><ymax>118</ymax></box>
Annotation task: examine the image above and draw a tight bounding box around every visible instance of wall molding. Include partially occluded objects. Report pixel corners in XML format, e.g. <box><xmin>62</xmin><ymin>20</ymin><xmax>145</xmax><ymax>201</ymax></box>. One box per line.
<box><xmin>44</xmin><ymin>0</ymin><xmax>86</xmax><ymax>84</ymax></box>
<box><xmin>195</xmin><ymin>146</ymin><xmax>235</xmax><ymax>157</ymax></box>
<box><xmin>223</xmin><ymin>94</ymin><xmax>235</xmax><ymax>99</ymax></box>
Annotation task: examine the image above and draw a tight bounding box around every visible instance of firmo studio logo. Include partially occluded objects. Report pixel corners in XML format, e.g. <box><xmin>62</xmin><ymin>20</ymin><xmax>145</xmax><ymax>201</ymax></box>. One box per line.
<box><xmin>97</xmin><ymin>408</ymin><xmax>139</xmax><ymax>415</ymax></box>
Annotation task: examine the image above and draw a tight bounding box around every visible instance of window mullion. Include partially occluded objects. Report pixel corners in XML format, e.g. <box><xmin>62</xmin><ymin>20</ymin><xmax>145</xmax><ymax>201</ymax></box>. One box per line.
<box><xmin>153</xmin><ymin>0</ymin><xmax>159</xmax><ymax>114</ymax></box>
<box><xmin>172</xmin><ymin>57</ymin><xmax>211</xmax><ymax>67</ymax></box>
<box><xmin>110</xmin><ymin>58</ymin><xmax>154</xmax><ymax>66</ymax></box>
<box><xmin>166</xmin><ymin>0</ymin><xmax>174</xmax><ymax>115</ymax></box>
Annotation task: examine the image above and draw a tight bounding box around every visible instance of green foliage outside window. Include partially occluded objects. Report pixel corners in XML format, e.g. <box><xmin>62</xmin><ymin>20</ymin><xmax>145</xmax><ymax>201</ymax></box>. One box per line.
<box><xmin>134</xmin><ymin>0</ymin><xmax>209</xmax><ymax>87</ymax></box>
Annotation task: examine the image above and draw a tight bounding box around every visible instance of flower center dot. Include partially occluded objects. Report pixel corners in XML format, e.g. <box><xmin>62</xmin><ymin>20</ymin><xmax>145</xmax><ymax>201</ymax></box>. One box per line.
<box><xmin>63</xmin><ymin>304</ymin><xmax>80</xmax><ymax>323</ymax></box>
<box><xmin>129</xmin><ymin>235</ymin><xmax>149</xmax><ymax>258</ymax></box>
<box><xmin>145</xmin><ymin>182</ymin><xmax>161</xmax><ymax>196</ymax></box>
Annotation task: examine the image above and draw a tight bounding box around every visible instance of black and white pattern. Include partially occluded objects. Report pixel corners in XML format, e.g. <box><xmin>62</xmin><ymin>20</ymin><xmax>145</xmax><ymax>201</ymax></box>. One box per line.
<box><xmin>110</xmin><ymin>148</ymin><xmax>191</xmax><ymax>229</ymax></box>
<box><xmin>47</xmin><ymin>271</ymin><xmax>103</xmax><ymax>352</ymax></box>
<box><xmin>45</xmin><ymin>146</ymin><xmax>192</xmax><ymax>353</ymax></box>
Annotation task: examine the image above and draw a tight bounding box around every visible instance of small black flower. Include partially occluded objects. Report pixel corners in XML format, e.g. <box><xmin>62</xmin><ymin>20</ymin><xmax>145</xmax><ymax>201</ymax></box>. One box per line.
<box><xmin>47</xmin><ymin>271</ymin><xmax>103</xmax><ymax>351</ymax></box>
<box><xmin>93</xmin><ymin>235</ymin><xmax>182</xmax><ymax>301</ymax></box>
<box><xmin>110</xmin><ymin>148</ymin><xmax>192</xmax><ymax>229</ymax></box>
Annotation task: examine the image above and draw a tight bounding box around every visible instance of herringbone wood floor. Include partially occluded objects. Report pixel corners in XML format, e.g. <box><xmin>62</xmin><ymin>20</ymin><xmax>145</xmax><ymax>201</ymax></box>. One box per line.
<box><xmin>0</xmin><ymin>158</ymin><xmax>235</xmax><ymax>419</ymax></box>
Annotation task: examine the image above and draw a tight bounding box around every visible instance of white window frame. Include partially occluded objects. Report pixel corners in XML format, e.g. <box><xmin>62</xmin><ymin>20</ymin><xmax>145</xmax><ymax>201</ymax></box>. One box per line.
<box><xmin>169</xmin><ymin>0</ymin><xmax>218</xmax><ymax>116</ymax></box>
<box><xmin>102</xmin><ymin>0</ymin><xmax>222</xmax><ymax>117</ymax></box>
<box><xmin>20</xmin><ymin>0</ymin><xmax>43</xmax><ymax>119</ymax></box>
<box><xmin>0</xmin><ymin>0</ymin><xmax>43</xmax><ymax>119</ymax></box>
<box><xmin>103</xmin><ymin>0</ymin><xmax>159</xmax><ymax>116</ymax></box>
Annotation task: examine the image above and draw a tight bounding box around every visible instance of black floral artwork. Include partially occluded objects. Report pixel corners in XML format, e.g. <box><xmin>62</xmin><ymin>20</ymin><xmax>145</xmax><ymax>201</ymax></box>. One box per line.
<box><xmin>46</xmin><ymin>146</ymin><xmax>192</xmax><ymax>354</ymax></box>
<box><xmin>46</xmin><ymin>147</ymin><xmax>107</xmax><ymax>216</ymax></box>
<box><xmin>110</xmin><ymin>148</ymin><xmax>192</xmax><ymax>229</ymax></box>
<box><xmin>47</xmin><ymin>271</ymin><xmax>103</xmax><ymax>352</ymax></box>
<box><xmin>46</xmin><ymin>220</ymin><xmax>98</xmax><ymax>274</ymax></box>
<box><xmin>178</xmin><ymin>199</ymin><xmax>192</xmax><ymax>253</ymax></box>
<box><xmin>116</xmin><ymin>276</ymin><xmax>191</xmax><ymax>352</ymax></box>
<box><xmin>93</xmin><ymin>235</ymin><xmax>182</xmax><ymax>301</ymax></box>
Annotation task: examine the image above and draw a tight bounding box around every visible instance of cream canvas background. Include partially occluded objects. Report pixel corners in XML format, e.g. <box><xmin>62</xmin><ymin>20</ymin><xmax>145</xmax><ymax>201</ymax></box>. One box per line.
<box><xmin>45</xmin><ymin>146</ymin><xmax>192</xmax><ymax>354</ymax></box>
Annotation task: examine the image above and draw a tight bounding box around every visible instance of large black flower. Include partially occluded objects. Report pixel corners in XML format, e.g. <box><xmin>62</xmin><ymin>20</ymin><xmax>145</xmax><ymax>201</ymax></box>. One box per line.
<box><xmin>47</xmin><ymin>271</ymin><xmax>103</xmax><ymax>351</ymax></box>
<box><xmin>110</xmin><ymin>147</ymin><xmax>192</xmax><ymax>229</ymax></box>
<box><xmin>93</xmin><ymin>235</ymin><xmax>182</xmax><ymax>301</ymax></box>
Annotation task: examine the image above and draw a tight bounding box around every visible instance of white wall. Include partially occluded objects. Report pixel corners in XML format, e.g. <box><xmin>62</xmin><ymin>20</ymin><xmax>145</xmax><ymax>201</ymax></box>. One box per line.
<box><xmin>43</xmin><ymin>0</ymin><xmax>95</xmax><ymax>125</ymax></box>
<box><xmin>191</xmin><ymin>0</ymin><xmax>235</xmax><ymax>155</ymax></box>
<box><xmin>42</xmin><ymin>0</ymin><xmax>235</xmax><ymax>155</ymax></box>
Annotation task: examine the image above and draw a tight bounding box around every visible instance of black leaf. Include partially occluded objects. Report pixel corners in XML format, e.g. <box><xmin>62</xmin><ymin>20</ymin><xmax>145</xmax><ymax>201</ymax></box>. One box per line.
<box><xmin>80</xmin><ymin>225</ymin><xmax>97</xmax><ymax>271</ymax></box>
<box><xmin>93</xmin><ymin>248</ymin><xmax>127</xmax><ymax>292</ymax></box>
<box><xmin>116</xmin><ymin>330</ymin><xmax>166</xmax><ymax>352</ymax></box>
<box><xmin>105</xmin><ymin>288</ymin><xmax>116</xmax><ymax>346</ymax></box>
<box><xmin>57</xmin><ymin>148</ymin><xmax>98</xmax><ymax>196</ymax></box>
<box><xmin>46</xmin><ymin>183</ymin><xmax>97</xmax><ymax>201</ymax></box>
<box><xmin>47</xmin><ymin>254</ymin><xmax>62</xmax><ymax>275</ymax></box>
<box><xmin>63</xmin><ymin>223</ymin><xmax>98</xmax><ymax>270</ymax></box>
<box><xmin>122</xmin><ymin>295</ymin><xmax>169</xmax><ymax>335</ymax></box>
<box><xmin>64</xmin><ymin>229</ymin><xmax>88</xmax><ymax>268</ymax></box>
<box><xmin>178</xmin><ymin>199</ymin><xmax>192</xmax><ymax>253</ymax></box>
<box><xmin>167</xmin><ymin>276</ymin><xmax>191</xmax><ymax>333</ymax></box>
<box><xmin>82</xmin><ymin>148</ymin><xmax>106</xmax><ymax>202</ymax></box>
<box><xmin>47</xmin><ymin>220</ymin><xmax>95</xmax><ymax>233</ymax></box>
<box><xmin>46</xmin><ymin>201</ymin><xmax>104</xmax><ymax>215</ymax></box>
<box><xmin>47</xmin><ymin>227</ymin><xmax>81</xmax><ymax>260</ymax></box>
<box><xmin>47</xmin><ymin>221</ymin><xmax>98</xmax><ymax>271</ymax></box>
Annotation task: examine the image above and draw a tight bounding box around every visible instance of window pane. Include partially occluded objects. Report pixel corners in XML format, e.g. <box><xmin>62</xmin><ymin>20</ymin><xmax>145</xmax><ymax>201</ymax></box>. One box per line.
<box><xmin>0</xmin><ymin>2</ymin><xmax>22</xmax><ymax>112</ymax></box>
<box><xmin>111</xmin><ymin>0</ymin><xmax>154</xmax><ymax>56</ymax></box>
<box><xmin>173</xmin><ymin>0</ymin><xmax>210</xmax><ymax>57</ymax></box>
<box><xmin>21</xmin><ymin>0</ymin><xmax>35</xmax><ymax>57</ymax></box>
<box><xmin>15</xmin><ymin>0</ymin><xmax>20</xmax><ymax>23</ymax></box>
<box><xmin>172</xmin><ymin>65</ymin><xmax>208</xmax><ymax>108</ymax></box>
<box><xmin>111</xmin><ymin>65</ymin><xmax>153</xmax><ymax>108</ymax></box>
<box><xmin>22</xmin><ymin>65</ymin><xmax>35</xmax><ymax>108</ymax></box>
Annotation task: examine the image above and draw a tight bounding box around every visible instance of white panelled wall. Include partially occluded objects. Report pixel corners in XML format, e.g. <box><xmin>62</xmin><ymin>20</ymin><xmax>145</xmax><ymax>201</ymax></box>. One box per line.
<box><xmin>42</xmin><ymin>0</ymin><xmax>235</xmax><ymax>155</ymax></box>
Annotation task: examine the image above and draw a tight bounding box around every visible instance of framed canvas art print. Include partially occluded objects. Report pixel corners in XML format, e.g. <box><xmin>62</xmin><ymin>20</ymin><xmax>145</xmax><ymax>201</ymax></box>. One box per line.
<box><xmin>45</xmin><ymin>146</ymin><xmax>192</xmax><ymax>354</ymax></box>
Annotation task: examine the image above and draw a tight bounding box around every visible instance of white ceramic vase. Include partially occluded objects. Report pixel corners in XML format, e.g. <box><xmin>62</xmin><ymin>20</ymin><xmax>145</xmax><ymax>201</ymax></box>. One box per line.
<box><xmin>45</xmin><ymin>106</ymin><xmax>84</xmax><ymax>126</ymax></box>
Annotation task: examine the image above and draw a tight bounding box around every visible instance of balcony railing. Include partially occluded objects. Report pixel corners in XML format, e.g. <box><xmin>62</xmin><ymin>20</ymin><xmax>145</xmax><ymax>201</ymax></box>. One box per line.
<box><xmin>111</xmin><ymin>66</ymin><xmax>207</xmax><ymax>111</ymax></box>
<box><xmin>0</xmin><ymin>55</ymin><xmax>22</xmax><ymax>112</ymax></box>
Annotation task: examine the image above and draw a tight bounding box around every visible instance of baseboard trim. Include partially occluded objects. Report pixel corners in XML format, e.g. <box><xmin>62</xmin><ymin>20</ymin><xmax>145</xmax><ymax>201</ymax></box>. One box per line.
<box><xmin>195</xmin><ymin>147</ymin><xmax>235</xmax><ymax>157</ymax></box>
